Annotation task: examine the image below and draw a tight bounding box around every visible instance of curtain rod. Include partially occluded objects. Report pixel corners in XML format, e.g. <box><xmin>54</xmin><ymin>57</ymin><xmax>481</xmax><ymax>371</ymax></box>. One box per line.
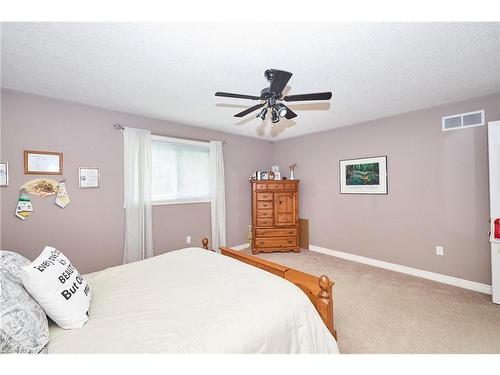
<box><xmin>113</xmin><ymin>124</ymin><xmax>226</xmax><ymax>144</ymax></box>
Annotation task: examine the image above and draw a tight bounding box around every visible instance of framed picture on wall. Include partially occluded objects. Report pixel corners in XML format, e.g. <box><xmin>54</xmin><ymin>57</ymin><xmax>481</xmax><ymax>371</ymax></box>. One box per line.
<box><xmin>339</xmin><ymin>156</ymin><xmax>388</xmax><ymax>195</ymax></box>
<box><xmin>0</xmin><ymin>162</ymin><xmax>8</xmax><ymax>187</ymax></box>
<box><xmin>79</xmin><ymin>167</ymin><xmax>100</xmax><ymax>188</ymax></box>
<box><xmin>24</xmin><ymin>150</ymin><xmax>63</xmax><ymax>175</ymax></box>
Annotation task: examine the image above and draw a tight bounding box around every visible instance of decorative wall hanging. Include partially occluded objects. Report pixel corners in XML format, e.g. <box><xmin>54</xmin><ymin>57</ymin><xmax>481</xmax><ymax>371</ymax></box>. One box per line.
<box><xmin>0</xmin><ymin>161</ymin><xmax>8</xmax><ymax>187</ymax></box>
<box><xmin>16</xmin><ymin>178</ymin><xmax>70</xmax><ymax>220</ymax></box>
<box><xmin>21</xmin><ymin>178</ymin><xmax>59</xmax><ymax>198</ymax></box>
<box><xmin>339</xmin><ymin>156</ymin><xmax>388</xmax><ymax>195</ymax></box>
<box><xmin>55</xmin><ymin>180</ymin><xmax>70</xmax><ymax>208</ymax></box>
<box><xmin>79</xmin><ymin>167</ymin><xmax>100</xmax><ymax>188</ymax></box>
<box><xmin>24</xmin><ymin>150</ymin><xmax>63</xmax><ymax>175</ymax></box>
<box><xmin>15</xmin><ymin>188</ymin><xmax>34</xmax><ymax>220</ymax></box>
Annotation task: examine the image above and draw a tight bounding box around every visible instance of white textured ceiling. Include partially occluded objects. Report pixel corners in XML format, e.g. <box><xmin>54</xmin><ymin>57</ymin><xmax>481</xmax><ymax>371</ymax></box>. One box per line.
<box><xmin>1</xmin><ymin>22</ymin><xmax>499</xmax><ymax>140</ymax></box>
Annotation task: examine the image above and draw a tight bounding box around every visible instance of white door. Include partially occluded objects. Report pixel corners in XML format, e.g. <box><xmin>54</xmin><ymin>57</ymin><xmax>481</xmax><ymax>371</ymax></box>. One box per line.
<box><xmin>488</xmin><ymin>120</ymin><xmax>500</xmax><ymax>304</ymax></box>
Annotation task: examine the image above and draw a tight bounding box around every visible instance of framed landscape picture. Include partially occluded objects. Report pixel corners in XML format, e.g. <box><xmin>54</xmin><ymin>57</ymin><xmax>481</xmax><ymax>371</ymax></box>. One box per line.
<box><xmin>339</xmin><ymin>156</ymin><xmax>387</xmax><ymax>194</ymax></box>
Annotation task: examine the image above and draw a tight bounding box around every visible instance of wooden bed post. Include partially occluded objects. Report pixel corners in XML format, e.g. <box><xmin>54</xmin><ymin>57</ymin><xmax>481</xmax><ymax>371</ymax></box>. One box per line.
<box><xmin>202</xmin><ymin>237</ymin><xmax>209</xmax><ymax>250</ymax></box>
<box><xmin>317</xmin><ymin>275</ymin><xmax>336</xmax><ymax>339</ymax></box>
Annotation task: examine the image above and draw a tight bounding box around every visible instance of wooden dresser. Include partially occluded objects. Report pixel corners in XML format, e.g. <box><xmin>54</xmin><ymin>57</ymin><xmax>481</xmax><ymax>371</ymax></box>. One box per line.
<box><xmin>251</xmin><ymin>180</ymin><xmax>300</xmax><ymax>254</ymax></box>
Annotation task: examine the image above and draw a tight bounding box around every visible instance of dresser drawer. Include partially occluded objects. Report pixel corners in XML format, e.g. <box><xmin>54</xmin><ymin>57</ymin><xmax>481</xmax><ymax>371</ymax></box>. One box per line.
<box><xmin>267</xmin><ymin>183</ymin><xmax>284</xmax><ymax>190</ymax></box>
<box><xmin>256</xmin><ymin>183</ymin><xmax>284</xmax><ymax>191</ymax></box>
<box><xmin>284</xmin><ymin>183</ymin><xmax>298</xmax><ymax>190</ymax></box>
<box><xmin>256</xmin><ymin>201</ymin><xmax>273</xmax><ymax>209</ymax></box>
<box><xmin>254</xmin><ymin>237</ymin><xmax>297</xmax><ymax>248</ymax></box>
<box><xmin>256</xmin><ymin>192</ymin><xmax>273</xmax><ymax>201</ymax></box>
<box><xmin>256</xmin><ymin>209</ymin><xmax>273</xmax><ymax>218</ymax></box>
<box><xmin>256</xmin><ymin>218</ymin><xmax>273</xmax><ymax>227</ymax></box>
<box><xmin>255</xmin><ymin>228</ymin><xmax>297</xmax><ymax>237</ymax></box>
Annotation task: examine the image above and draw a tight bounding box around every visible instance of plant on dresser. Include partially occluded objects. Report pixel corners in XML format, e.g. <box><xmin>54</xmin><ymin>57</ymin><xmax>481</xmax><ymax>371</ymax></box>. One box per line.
<box><xmin>251</xmin><ymin>180</ymin><xmax>300</xmax><ymax>254</ymax></box>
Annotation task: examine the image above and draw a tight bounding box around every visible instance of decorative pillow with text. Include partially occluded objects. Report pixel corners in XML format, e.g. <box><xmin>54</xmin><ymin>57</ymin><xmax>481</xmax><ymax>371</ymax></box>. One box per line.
<box><xmin>21</xmin><ymin>247</ymin><xmax>91</xmax><ymax>329</ymax></box>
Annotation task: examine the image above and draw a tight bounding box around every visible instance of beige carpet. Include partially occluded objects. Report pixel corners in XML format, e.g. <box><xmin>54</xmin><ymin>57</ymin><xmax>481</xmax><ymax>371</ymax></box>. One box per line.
<box><xmin>241</xmin><ymin>247</ymin><xmax>500</xmax><ymax>353</ymax></box>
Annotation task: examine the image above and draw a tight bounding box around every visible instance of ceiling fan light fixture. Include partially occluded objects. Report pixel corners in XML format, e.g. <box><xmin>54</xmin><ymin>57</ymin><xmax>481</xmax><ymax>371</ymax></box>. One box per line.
<box><xmin>271</xmin><ymin>107</ymin><xmax>280</xmax><ymax>123</ymax></box>
<box><xmin>256</xmin><ymin>107</ymin><xmax>267</xmax><ymax>121</ymax></box>
<box><xmin>275</xmin><ymin>103</ymin><xmax>288</xmax><ymax>118</ymax></box>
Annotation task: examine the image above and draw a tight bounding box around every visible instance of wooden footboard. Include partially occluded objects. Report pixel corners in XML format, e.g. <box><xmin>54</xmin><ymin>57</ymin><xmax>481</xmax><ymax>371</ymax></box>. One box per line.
<box><xmin>204</xmin><ymin>240</ymin><xmax>336</xmax><ymax>339</ymax></box>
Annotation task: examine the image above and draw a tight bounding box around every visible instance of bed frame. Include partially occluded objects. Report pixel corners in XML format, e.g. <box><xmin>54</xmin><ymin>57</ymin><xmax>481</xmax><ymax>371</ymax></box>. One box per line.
<box><xmin>201</xmin><ymin>238</ymin><xmax>336</xmax><ymax>339</ymax></box>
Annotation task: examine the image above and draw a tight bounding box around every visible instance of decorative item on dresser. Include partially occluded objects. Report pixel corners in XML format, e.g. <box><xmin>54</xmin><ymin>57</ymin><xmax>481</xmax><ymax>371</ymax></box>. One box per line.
<box><xmin>251</xmin><ymin>179</ymin><xmax>300</xmax><ymax>254</ymax></box>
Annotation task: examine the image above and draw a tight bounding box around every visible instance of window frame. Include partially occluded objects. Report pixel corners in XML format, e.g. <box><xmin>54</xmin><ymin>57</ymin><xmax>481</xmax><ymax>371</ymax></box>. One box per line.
<box><xmin>151</xmin><ymin>134</ymin><xmax>210</xmax><ymax>206</ymax></box>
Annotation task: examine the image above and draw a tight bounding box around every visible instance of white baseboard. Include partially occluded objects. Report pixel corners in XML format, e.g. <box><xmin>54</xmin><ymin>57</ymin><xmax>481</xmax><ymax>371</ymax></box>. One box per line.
<box><xmin>230</xmin><ymin>243</ymin><xmax>250</xmax><ymax>251</ymax></box>
<box><xmin>310</xmin><ymin>245</ymin><xmax>492</xmax><ymax>295</ymax></box>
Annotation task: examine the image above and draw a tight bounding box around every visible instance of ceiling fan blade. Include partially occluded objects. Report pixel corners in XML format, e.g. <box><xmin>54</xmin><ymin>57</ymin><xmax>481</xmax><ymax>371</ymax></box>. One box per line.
<box><xmin>284</xmin><ymin>106</ymin><xmax>297</xmax><ymax>120</ymax></box>
<box><xmin>283</xmin><ymin>92</ymin><xmax>332</xmax><ymax>102</ymax></box>
<box><xmin>234</xmin><ymin>103</ymin><xmax>265</xmax><ymax>117</ymax></box>
<box><xmin>269</xmin><ymin>70</ymin><xmax>293</xmax><ymax>95</ymax></box>
<box><xmin>215</xmin><ymin>92</ymin><xmax>261</xmax><ymax>100</ymax></box>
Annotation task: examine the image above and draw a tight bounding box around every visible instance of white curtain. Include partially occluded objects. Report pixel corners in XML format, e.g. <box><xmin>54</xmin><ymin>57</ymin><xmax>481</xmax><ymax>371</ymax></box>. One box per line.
<box><xmin>209</xmin><ymin>141</ymin><xmax>226</xmax><ymax>252</ymax></box>
<box><xmin>123</xmin><ymin>127</ymin><xmax>153</xmax><ymax>264</ymax></box>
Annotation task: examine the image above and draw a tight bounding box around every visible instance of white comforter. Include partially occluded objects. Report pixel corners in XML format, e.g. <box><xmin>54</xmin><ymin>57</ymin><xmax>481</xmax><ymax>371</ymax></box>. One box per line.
<box><xmin>48</xmin><ymin>248</ymin><xmax>339</xmax><ymax>353</ymax></box>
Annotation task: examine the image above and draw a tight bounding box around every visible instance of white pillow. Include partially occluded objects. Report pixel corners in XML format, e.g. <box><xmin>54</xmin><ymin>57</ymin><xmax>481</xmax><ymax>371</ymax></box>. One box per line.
<box><xmin>21</xmin><ymin>246</ymin><xmax>92</xmax><ymax>329</ymax></box>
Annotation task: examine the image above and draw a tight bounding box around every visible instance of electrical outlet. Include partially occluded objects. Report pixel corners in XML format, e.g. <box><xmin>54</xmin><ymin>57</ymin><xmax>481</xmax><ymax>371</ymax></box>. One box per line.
<box><xmin>186</xmin><ymin>236</ymin><xmax>191</xmax><ymax>244</ymax></box>
<box><xmin>436</xmin><ymin>246</ymin><xmax>444</xmax><ymax>256</ymax></box>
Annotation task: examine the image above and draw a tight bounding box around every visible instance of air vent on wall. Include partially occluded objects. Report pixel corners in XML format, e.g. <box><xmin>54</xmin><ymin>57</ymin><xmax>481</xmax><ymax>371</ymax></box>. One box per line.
<box><xmin>442</xmin><ymin>110</ymin><xmax>485</xmax><ymax>131</ymax></box>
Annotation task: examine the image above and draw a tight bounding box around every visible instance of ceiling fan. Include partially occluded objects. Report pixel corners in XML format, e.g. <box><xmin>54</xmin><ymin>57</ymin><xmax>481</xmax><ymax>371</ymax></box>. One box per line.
<box><xmin>215</xmin><ymin>69</ymin><xmax>332</xmax><ymax>124</ymax></box>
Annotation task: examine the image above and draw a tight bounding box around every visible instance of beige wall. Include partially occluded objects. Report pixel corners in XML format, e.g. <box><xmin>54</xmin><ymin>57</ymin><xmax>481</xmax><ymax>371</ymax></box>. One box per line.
<box><xmin>273</xmin><ymin>93</ymin><xmax>500</xmax><ymax>285</ymax></box>
<box><xmin>0</xmin><ymin>90</ymin><xmax>272</xmax><ymax>273</ymax></box>
<box><xmin>2</xmin><ymin>89</ymin><xmax>498</xmax><ymax>285</ymax></box>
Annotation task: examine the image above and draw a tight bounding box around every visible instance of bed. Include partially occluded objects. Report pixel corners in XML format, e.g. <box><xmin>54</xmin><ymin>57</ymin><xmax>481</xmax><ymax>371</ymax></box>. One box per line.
<box><xmin>47</xmin><ymin>240</ymin><xmax>338</xmax><ymax>353</ymax></box>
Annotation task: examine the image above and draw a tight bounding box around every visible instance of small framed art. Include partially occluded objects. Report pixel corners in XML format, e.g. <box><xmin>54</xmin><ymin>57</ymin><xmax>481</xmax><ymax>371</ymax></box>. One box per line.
<box><xmin>0</xmin><ymin>162</ymin><xmax>8</xmax><ymax>187</ymax></box>
<box><xmin>79</xmin><ymin>167</ymin><xmax>100</xmax><ymax>188</ymax></box>
<box><xmin>339</xmin><ymin>156</ymin><xmax>388</xmax><ymax>195</ymax></box>
<box><xmin>24</xmin><ymin>150</ymin><xmax>63</xmax><ymax>175</ymax></box>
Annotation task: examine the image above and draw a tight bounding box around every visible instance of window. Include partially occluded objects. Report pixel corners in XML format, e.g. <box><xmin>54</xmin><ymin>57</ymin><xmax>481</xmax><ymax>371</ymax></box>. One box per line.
<box><xmin>151</xmin><ymin>135</ymin><xmax>210</xmax><ymax>204</ymax></box>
